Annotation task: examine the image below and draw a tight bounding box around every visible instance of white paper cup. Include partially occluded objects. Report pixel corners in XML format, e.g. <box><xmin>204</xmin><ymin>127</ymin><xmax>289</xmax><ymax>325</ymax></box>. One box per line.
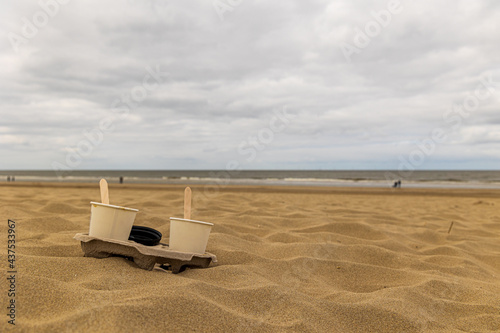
<box><xmin>169</xmin><ymin>217</ymin><xmax>214</xmax><ymax>254</ymax></box>
<box><xmin>89</xmin><ymin>202</ymin><xmax>138</xmax><ymax>241</ymax></box>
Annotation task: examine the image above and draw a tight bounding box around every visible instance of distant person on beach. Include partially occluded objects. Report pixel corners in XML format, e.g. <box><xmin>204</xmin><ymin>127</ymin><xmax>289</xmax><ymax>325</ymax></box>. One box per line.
<box><xmin>7</xmin><ymin>176</ymin><xmax>10</xmax><ymax>182</ymax></box>
<box><xmin>392</xmin><ymin>181</ymin><xmax>398</xmax><ymax>188</ymax></box>
<box><xmin>397</xmin><ymin>180</ymin><xmax>401</xmax><ymax>188</ymax></box>
<box><xmin>120</xmin><ymin>176</ymin><xmax>124</xmax><ymax>184</ymax></box>
<box><xmin>12</xmin><ymin>176</ymin><xmax>15</xmax><ymax>182</ymax></box>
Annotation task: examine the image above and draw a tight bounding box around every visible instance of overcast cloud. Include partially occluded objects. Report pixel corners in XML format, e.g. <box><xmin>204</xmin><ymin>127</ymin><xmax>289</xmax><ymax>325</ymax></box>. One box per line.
<box><xmin>1</xmin><ymin>0</ymin><xmax>499</xmax><ymax>171</ymax></box>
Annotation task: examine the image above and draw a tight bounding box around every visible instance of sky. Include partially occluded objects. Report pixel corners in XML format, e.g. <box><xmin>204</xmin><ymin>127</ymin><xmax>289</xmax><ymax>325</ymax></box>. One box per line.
<box><xmin>1</xmin><ymin>0</ymin><xmax>499</xmax><ymax>171</ymax></box>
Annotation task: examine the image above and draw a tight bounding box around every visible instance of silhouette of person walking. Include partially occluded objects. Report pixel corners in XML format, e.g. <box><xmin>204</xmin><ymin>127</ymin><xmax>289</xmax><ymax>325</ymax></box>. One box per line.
<box><xmin>392</xmin><ymin>180</ymin><xmax>402</xmax><ymax>188</ymax></box>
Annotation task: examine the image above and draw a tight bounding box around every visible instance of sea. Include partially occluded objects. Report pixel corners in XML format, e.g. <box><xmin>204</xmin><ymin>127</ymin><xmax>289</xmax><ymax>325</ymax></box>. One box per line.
<box><xmin>0</xmin><ymin>170</ymin><xmax>499</xmax><ymax>189</ymax></box>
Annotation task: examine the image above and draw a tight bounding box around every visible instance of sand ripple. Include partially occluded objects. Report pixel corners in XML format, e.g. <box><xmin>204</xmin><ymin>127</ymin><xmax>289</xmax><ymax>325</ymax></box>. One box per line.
<box><xmin>0</xmin><ymin>184</ymin><xmax>499</xmax><ymax>332</ymax></box>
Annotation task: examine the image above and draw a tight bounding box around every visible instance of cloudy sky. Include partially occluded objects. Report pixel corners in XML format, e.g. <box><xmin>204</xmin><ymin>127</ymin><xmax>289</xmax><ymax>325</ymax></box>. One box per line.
<box><xmin>1</xmin><ymin>0</ymin><xmax>499</xmax><ymax>171</ymax></box>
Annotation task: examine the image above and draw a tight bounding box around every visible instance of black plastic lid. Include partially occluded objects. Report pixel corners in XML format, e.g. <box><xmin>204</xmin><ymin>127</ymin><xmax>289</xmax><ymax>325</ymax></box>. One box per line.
<box><xmin>128</xmin><ymin>226</ymin><xmax>162</xmax><ymax>246</ymax></box>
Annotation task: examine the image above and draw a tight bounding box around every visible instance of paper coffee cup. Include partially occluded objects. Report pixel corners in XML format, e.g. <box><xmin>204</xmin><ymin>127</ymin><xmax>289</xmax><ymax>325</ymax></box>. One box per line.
<box><xmin>89</xmin><ymin>202</ymin><xmax>138</xmax><ymax>241</ymax></box>
<box><xmin>169</xmin><ymin>217</ymin><xmax>214</xmax><ymax>254</ymax></box>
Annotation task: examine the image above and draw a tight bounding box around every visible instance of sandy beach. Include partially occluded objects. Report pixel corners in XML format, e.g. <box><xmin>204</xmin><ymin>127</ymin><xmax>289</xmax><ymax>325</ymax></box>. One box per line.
<box><xmin>1</xmin><ymin>182</ymin><xmax>499</xmax><ymax>332</ymax></box>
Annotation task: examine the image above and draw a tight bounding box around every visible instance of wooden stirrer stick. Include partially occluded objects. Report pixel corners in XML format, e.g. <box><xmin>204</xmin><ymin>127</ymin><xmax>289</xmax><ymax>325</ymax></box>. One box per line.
<box><xmin>184</xmin><ymin>187</ymin><xmax>192</xmax><ymax>220</ymax></box>
<box><xmin>100</xmin><ymin>179</ymin><xmax>110</xmax><ymax>205</ymax></box>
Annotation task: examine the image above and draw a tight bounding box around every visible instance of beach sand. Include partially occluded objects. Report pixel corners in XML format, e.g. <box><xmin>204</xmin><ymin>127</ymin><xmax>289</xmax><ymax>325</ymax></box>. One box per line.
<box><xmin>1</xmin><ymin>183</ymin><xmax>499</xmax><ymax>332</ymax></box>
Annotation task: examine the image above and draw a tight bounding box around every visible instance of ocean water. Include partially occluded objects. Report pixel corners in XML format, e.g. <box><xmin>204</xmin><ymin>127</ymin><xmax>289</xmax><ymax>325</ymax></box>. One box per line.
<box><xmin>0</xmin><ymin>170</ymin><xmax>499</xmax><ymax>188</ymax></box>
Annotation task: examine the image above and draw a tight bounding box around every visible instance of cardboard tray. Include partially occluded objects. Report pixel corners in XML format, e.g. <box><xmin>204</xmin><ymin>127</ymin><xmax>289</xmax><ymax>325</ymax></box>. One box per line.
<box><xmin>74</xmin><ymin>233</ymin><xmax>217</xmax><ymax>274</ymax></box>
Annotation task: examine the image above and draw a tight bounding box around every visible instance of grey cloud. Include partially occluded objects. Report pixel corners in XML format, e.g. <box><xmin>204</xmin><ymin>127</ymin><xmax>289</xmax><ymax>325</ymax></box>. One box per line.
<box><xmin>1</xmin><ymin>0</ymin><xmax>499</xmax><ymax>169</ymax></box>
